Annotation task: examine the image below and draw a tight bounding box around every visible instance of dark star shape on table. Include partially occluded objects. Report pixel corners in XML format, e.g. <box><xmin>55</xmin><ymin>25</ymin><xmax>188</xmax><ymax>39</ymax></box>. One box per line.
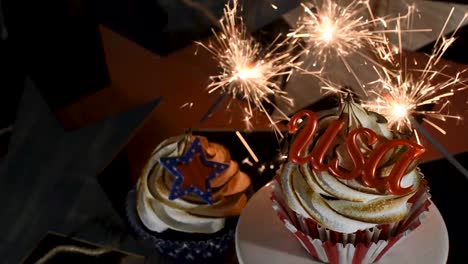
<box><xmin>159</xmin><ymin>137</ymin><xmax>229</xmax><ymax>204</ymax></box>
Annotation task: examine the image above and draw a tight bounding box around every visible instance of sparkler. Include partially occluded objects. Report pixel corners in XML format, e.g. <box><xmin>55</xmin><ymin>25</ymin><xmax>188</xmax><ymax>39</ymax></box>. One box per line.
<box><xmin>288</xmin><ymin>0</ymin><xmax>433</xmax><ymax>97</ymax></box>
<box><xmin>364</xmin><ymin>7</ymin><xmax>468</xmax><ymax>135</ymax></box>
<box><xmin>196</xmin><ymin>0</ymin><xmax>302</xmax><ymax>136</ymax></box>
<box><xmin>288</xmin><ymin>0</ymin><xmax>407</xmax><ymax>93</ymax></box>
<box><xmin>290</xmin><ymin>0</ymin><xmax>390</xmax><ymax>61</ymax></box>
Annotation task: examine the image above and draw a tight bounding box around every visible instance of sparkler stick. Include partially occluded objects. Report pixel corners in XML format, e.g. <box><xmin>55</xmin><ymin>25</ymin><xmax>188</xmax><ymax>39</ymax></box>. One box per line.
<box><xmin>181</xmin><ymin>0</ymin><xmax>220</xmax><ymax>26</ymax></box>
<box><xmin>412</xmin><ymin>120</ymin><xmax>468</xmax><ymax>180</ymax></box>
<box><xmin>197</xmin><ymin>93</ymin><xmax>228</xmax><ymax>128</ymax></box>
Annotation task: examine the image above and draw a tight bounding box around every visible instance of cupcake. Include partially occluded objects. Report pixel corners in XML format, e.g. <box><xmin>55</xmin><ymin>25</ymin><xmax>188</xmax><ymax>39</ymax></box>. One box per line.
<box><xmin>271</xmin><ymin>99</ymin><xmax>431</xmax><ymax>264</ymax></box>
<box><xmin>126</xmin><ymin>134</ymin><xmax>251</xmax><ymax>261</ymax></box>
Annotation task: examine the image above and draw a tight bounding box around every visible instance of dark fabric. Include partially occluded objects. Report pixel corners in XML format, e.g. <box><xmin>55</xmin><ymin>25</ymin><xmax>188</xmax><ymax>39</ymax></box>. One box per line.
<box><xmin>22</xmin><ymin>233</ymin><xmax>144</xmax><ymax>264</ymax></box>
<box><xmin>2</xmin><ymin>0</ymin><xmax>110</xmax><ymax>110</ymax></box>
<box><xmin>1</xmin><ymin>0</ymin><xmax>302</xmax><ymax>112</ymax></box>
<box><xmin>88</xmin><ymin>0</ymin><xmax>171</xmax><ymax>55</ymax></box>
<box><xmin>0</xmin><ymin>81</ymin><xmax>158</xmax><ymax>262</ymax></box>
<box><xmin>0</xmin><ymin>38</ymin><xmax>23</xmax><ymax>129</ymax></box>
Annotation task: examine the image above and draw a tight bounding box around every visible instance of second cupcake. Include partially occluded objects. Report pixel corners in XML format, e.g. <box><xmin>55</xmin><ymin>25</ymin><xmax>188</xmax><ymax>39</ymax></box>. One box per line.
<box><xmin>127</xmin><ymin>134</ymin><xmax>251</xmax><ymax>261</ymax></box>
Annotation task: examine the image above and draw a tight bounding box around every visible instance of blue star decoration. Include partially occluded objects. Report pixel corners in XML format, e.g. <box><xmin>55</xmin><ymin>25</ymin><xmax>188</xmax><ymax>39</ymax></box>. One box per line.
<box><xmin>159</xmin><ymin>137</ymin><xmax>229</xmax><ymax>204</ymax></box>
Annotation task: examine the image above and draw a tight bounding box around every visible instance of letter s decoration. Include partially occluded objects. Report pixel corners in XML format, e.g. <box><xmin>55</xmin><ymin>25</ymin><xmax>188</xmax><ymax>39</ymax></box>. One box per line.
<box><xmin>310</xmin><ymin>120</ymin><xmax>344</xmax><ymax>171</ymax></box>
<box><xmin>329</xmin><ymin>127</ymin><xmax>379</xmax><ymax>180</ymax></box>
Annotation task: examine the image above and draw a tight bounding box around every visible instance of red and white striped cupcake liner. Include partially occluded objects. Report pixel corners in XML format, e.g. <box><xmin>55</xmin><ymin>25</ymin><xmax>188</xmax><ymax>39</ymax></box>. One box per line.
<box><xmin>270</xmin><ymin>180</ymin><xmax>431</xmax><ymax>264</ymax></box>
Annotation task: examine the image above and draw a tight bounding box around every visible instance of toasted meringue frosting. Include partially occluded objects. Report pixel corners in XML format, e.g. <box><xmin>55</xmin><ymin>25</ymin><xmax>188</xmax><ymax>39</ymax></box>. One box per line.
<box><xmin>136</xmin><ymin>135</ymin><xmax>250</xmax><ymax>234</ymax></box>
<box><xmin>280</xmin><ymin>101</ymin><xmax>423</xmax><ymax>233</ymax></box>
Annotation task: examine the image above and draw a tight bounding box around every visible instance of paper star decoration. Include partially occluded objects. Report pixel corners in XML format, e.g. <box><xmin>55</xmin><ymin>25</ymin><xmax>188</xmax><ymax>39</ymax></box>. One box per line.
<box><xmin>159</xmin><ymin>137</ymin><xmax>229</xmax><ymax>204</ymax></box>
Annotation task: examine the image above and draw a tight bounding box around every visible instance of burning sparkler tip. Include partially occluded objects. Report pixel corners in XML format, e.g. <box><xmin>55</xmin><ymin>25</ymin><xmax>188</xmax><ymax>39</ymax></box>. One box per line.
<box><xmin>196</xmin><ymin>0</ymin><xmax>300</xmax><ymax>134</ymax></box>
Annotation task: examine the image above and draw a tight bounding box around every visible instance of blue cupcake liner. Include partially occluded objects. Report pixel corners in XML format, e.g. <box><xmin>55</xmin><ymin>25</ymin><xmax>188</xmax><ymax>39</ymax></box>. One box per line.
<box><xmin>125</xmin><ymin>189</ymin><xmax>235</xmax><ymax>261</ymax></box>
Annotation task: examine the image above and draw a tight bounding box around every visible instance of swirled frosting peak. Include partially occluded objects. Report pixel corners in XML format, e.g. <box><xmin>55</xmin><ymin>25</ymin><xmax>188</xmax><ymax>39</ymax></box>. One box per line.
<box><xmin>281</xmin><ymin>101</ymin><xmax>424</xmax><ymax>233</ymax></box>
<box><xmin>137</xmin><ymin>135</ymin><xmax>251</xmax><ymax>234</ymax></box>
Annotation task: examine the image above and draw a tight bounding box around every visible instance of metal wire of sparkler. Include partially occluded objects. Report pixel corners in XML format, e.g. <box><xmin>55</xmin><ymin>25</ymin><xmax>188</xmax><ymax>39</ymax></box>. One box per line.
<box><xmin>180</xmin><ymin>0</ymin><xmax>220</xmax><ymax>26</ymax></box>
<box><xmin>196</xmin><ymin>0</ymin><xmax>304</xmax><ymax>136</ymax></box>
<box><xmin>412</xmin><ymin>120</ymin><xmax>468</xmax><ymax>180</ymax></box>
<box><xmin>363</xmin><ymin>7</ymin><xmax>468</xmax><ymax>136</ymax></box>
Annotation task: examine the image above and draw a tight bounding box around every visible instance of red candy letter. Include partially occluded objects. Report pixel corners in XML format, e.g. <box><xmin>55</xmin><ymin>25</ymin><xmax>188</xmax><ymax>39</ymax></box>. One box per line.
<box><xmin>288</xmin><ymin>110</ymin><xmax>318</xmax><ymax>164</ymax></box>
<box><xmin>362</xmin><ymin>140</ymin><xmax>425</xmax><ymax>195</ymax></box>
<box><xmin>329</xmin><ymin>128</ymin><xmax>379</xmax><ymax>180</ymax></box>
<box><xmin>310</xmin><ymin>120</ymin><xmax>344</xmax><ymax>171</ymax></box>
<box><xmin>288</xmin><ymin>109</ymin><xmax>425</xmax><ymax>195</ymax></box>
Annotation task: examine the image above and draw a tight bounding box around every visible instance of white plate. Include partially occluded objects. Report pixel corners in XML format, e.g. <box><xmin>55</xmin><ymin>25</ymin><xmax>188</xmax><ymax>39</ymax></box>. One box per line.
<box><xmin>236</xmin><ymin>182</ymin><xmax>449</xmax><ymax>264</ymax></box>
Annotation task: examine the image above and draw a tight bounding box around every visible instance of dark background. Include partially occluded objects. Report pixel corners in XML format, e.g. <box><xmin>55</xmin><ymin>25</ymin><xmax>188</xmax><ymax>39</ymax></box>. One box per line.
<box><xmin>1</xmin><ymin>0</ymin><xmax>467</xmax><ymax>122</ymax></box>
<box><xmin>1</xmin><ymin>0</ymin><xmax>468</xmax><ymax>133</ymax></box>
<box><xmin>0</xmin><ymin>0</ymin><xmax>467</xmax><ymax>263</ymax></box>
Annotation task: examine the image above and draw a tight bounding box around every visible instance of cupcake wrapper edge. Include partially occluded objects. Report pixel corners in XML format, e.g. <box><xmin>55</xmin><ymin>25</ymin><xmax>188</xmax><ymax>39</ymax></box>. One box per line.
<box><xmin>271</xmin><ymin>180</ymin><xmax>431</xmax><ymax>264</ymax></box>
<box><xmin>125</xmin><ymin>189</ymin><xmax>234</xmax><ymax>261</ymax></box>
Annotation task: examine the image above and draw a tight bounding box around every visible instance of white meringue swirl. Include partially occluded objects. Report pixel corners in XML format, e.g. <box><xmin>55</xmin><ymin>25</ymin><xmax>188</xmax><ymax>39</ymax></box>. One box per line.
<box><xmin>280</xmin><ymin>101</ymin><xmax>423</xmax><ymax>233</ymax></box>
<box><xmin>136</xmin><ymin>135</ymin><xmax>250</xmax><ymax>234</ymax></box>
